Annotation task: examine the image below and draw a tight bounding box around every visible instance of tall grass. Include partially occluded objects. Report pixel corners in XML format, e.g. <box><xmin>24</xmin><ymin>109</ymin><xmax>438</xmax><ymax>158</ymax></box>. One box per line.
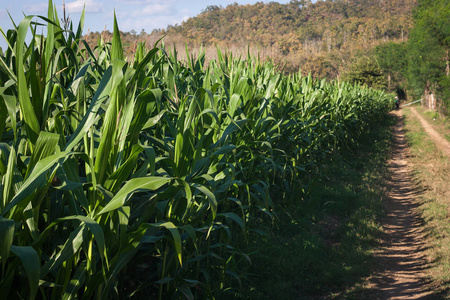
<box><xmin>0</xmin><ymin>2</ymin><xmax>393</xmax><ymax>298</ymax></box>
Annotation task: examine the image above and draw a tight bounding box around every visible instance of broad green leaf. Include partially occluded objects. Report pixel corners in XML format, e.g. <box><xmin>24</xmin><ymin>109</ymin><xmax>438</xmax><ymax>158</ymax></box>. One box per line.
<box><xmin>142</xmin><ymin>109</ymin><xmax>167</xmax><ymax>130</ymax></box>
<box><xmin>228</xmin><ymin>94</ymin><xmax>242</xmax><ymax>118</ymax></box>
<box><xmin>64</xmin><ymin>216</ymin><xmax>107</xmax><ymax>266</ymax></box>
<box><xmin>0</xmin><ymin>99</ymin><xmax>7</xmax><ymax>141</ymax></box>
<box><xmin>97</xmin><ymin>176</ymin><xmax>171</xmax><ymax>216</ymax></box>
<box><xmin>1</xmin><ymin>145</ymin><xmax>15</xmax><ymax>209</ymax></box>
<box><xmin>0</xmin><ymin>83</ymin><xmax>17</xmax><ymax>139</ymax></box>
<box><xmin>1</xmin><ymin>151</ymin><xmax>70</xmax><ymax>217</ymax></box>
<box><xmin>265</xmin><ymin>73</ymin><xmax>281</xmax><ymax>99</ymax></box>
<box><xmin>0</xmin><ymin>217</ymin><xmax>14</xmax><ymax>273</ymax></box>
<box><xmin>217</xmin><ymin>212</ymin><xmax>246</xmax><ymax>235</ymax></box>
<box><xmin>180</xmin><ymin>224</ymin><xmax>197</xmax><ymax>249</ymax></box>
<box><xmin>104</xmin><ymin>144</ymin><xmax>144</xmax><ymax>192</ymax></box>
<box><xmin>191</xmin><ymin>183</ymin><xmax>217</xmax><ymax>220</ymax></box>
<box><xmin>10</xmin><ymin>245</ymin><xmax>40</xmax><ymax>300</ymax></box>
<box><xmin>111</xmin><ymin>11</ymin><xmax>124</xmax><ymax>61</ymax></box>
<box><xmin>0</xmin><ymin>143</ymin><xmax>9</xmax><ymax>176</ymax></box>
<box><xmin>41</xmin><ymin>225</ymin><xmax>84</xmax><ymax>277</ymax></box>
<box><xmin>16</xmin><ymin>16</ymin><xmax>40</xmax><ymax>147</ymax></box>
<box><xmin>102</xmin><ymin>241</ymin><xmax>140</xmax><ymax>300</ymax></box>
<box><xmin>62</xmin><ymin>261</ymin><xmax>86</xmax><ymax>300</ymax></box>
<box><xmin>64</xmin><ymin>66</ymin><xmax>113</xmax><ymax>151</ymax></box>
<box><xmin>154</xmin><ymin>222</ymin><xmax>182</xmax><ymax>266</ymax></box>
<box><xmin>26</xmin><ymin>131</ymin><xmax>60</xmax><ymax>178</ymax></box>
<box><xmin>94</xmin><ymin>59</ymin><xmax>127</xmax><ymax>185</ymax></box>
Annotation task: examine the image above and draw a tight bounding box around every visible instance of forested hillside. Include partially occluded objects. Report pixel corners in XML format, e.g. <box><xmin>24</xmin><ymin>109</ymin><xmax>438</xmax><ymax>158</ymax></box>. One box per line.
<box><xmin>83</xmin><ymin>0</ymin><xmax>417</xmax><ymax>79</ymax></box>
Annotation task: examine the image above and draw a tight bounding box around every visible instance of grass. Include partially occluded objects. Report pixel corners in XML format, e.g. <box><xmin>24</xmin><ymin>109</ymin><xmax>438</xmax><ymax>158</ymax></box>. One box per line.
<box><xmin>402</xmin><ymin>106</ymin><xmax>450</xmax><ymax>297</ymax></box>
<box><xmin>235</xmin><ymin>114</ymin><xmax>396</xmax><ymax>299</ymax></box>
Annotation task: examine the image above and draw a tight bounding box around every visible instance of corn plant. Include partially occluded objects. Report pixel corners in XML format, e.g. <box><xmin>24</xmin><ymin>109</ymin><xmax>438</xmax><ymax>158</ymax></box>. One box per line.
<box><xmin>0</xmin><ymin>2</ymin><xmax>393</xmax><ymax>298</ymax></box>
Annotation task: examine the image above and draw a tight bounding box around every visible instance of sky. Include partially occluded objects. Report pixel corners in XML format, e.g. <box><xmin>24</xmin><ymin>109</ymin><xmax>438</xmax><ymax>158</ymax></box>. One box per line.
<box><xmin>0</xmin><ymin>0</ymin><xmax>293</xmax><ymax>50</ymax></box>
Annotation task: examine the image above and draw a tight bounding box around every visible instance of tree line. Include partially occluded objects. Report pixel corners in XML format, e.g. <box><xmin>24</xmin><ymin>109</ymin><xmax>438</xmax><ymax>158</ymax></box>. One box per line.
<box><xmin>80</xmin><ymin>0</ymin><xmax>449</xmax><ymax>113</ymax></box>
<box><xmin>82</xmin><ymin>0</ymin><xmax>416</xmax><ymax>78</ymax></box>
<box><xmin>373</xmin><ymin>0</ymin><xmax>449</xmax><ymax>113</ymax></box>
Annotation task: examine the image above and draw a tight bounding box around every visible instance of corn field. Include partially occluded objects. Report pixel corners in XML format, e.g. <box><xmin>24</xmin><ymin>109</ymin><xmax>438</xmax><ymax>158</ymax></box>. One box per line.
<box><xmin>0</xmin><ymin>2</ymin><xmax>393</xmax><ymax>299</ymax></box>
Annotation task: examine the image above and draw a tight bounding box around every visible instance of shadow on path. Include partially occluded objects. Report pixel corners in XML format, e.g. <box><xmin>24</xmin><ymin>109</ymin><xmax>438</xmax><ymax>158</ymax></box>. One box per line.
<box><xmin>365</xmin><ymin>110</ymin><xmax>439</xmax><ymax>300</ymax></box>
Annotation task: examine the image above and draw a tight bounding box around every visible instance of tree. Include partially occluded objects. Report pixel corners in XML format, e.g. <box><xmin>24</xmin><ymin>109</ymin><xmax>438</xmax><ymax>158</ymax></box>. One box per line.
<box><xmin>406</xmin><ymin>0</ymin><xmax>450</xmax><ymax>112</ymax></box>
<box><xmin>342</xmin><ymin>55</ymin><xmax>388</xmax><ymax>90</ymax></box>
<box><xmin>375</xmin><ymin>42</ymin><xmax>408</xmax><ymax>92</ymax></box>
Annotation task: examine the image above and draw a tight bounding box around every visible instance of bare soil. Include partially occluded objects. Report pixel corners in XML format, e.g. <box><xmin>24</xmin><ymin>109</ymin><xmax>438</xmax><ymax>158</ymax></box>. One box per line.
<box><xmin>364</xmin><ymin>109</ymin><xmax>442</xmax><ymax>299</ymax></box>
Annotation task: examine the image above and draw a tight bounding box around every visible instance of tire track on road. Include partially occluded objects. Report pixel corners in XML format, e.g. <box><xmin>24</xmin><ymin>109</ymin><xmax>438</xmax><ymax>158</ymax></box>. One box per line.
<box><xmin>410</xmin><ymin>107</ymin><xmax>450</xmax><ymax>157</ymax></box>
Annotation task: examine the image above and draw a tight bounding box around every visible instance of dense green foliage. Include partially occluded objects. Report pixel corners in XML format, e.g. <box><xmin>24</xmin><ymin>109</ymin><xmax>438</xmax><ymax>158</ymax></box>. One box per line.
<box><xmin>407</xmin><ymin>0</ymin><xmax>450</xmax><ymax>110</ymax></box>
<box><xmin>342</xmin><ymin>55</ymin><xmax>388</xmax><ymax>90</ymax></box>
<box><xmin>375</xmin><ymin>0</ymin><xmax>450</xmax><ymax>113</ymax></box>
<box><xmin>0</xmin><ymin>2</ymin><xmax>393</xmax><ymax>299</ymax></box>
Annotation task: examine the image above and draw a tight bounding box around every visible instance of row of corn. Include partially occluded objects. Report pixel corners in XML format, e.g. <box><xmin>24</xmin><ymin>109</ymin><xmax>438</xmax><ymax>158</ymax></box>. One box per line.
<box><xmin>0</xmin><ymin>2</ymin><xmax>393</xmax><ymax>299</ymax></box>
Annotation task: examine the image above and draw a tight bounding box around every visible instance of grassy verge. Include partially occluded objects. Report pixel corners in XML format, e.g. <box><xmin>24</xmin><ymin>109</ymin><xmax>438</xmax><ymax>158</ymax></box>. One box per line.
<box><xmin>235</xmin><ymin>114</ymin><xmax>396</xmax><ymax>299</ymax></box>
<box><xmin>402</xmin><ymin>106</ymin><xmax>450</xmax><ymax>296</ymax></box>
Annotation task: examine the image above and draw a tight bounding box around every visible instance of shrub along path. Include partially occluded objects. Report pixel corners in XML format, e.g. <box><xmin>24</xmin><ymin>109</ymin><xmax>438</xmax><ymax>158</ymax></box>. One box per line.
<box><xmin>365</xmin><ymin>109</ymin><xmax>436</xmax><ymax>299</ymax></box>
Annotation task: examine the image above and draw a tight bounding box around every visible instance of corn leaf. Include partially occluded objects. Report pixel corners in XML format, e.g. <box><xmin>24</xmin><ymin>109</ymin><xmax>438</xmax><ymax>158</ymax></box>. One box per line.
<box><xmin>10</xmin><ymin>245</ymin><xmax>40</xmax><ymax>300</ymax></box>
<box><xmin>0</xmin><ymin>217</ymin><xmax>14</xmax><ymax>273</ymax></box>
<box><xmin>97</xmin><ymin>176</ymin><xmax>171</xmax><ymax>216</ymax></box>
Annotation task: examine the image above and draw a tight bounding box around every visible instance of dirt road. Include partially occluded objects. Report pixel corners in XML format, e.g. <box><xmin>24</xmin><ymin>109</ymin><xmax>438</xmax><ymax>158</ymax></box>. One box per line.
<box><xmin>365</xmin><ymin>109</ymin><xmax>438</xmax><ymax>299</ymax></box>
<box><xmin>410</xmin><ymin>107</ymin><xmax>450</xmax><ymax>157</ymax></box>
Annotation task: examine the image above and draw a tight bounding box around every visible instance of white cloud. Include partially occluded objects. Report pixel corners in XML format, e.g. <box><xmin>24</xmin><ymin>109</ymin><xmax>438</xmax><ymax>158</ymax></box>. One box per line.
<box><xmin>120</xmin><ymin>13</ymin><xmax>182</xmax><ymax>32</ymax></box>
<box><xmin>116</xmin><ymin>0</ymin><xmax>172</xmax><ymax>4</ymax></box>
<box><xmin>66</xmin><ymin>0</ymin><xmax>104</xmax><ymax>13</ymax></box>
<box><xmin>141</xmin><ymin>3</ymin><xmax>172</xmax><ymax>16</ymax></box>
<box><xmin>27</xmin><ymin>3</ymin><xmax>49</xmax><ymax>14</ymax></box>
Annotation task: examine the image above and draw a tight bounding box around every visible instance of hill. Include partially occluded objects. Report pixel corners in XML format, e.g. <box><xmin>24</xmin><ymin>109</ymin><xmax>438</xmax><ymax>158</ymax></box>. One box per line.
<box><xmin>83</xmin><ymin>0</ymin><xmax>417</xmax><ymax>80</ymax></box>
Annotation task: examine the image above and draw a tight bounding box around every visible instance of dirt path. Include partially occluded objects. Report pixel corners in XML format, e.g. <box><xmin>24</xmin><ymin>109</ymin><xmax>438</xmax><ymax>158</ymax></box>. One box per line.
<box><xmin>365</xmin><ymin>109</ymin><xmax>435</xmax><ymax>299</ymax></box>
<box><xmin>410</xmin><ymin>107</ymin><xmax>450</xmax><ymax>157</ymax></box>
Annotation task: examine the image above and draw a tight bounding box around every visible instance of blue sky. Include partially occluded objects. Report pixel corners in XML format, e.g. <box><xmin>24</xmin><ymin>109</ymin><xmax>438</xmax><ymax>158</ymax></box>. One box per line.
<box><xmin>0</xmin><ymin>0</ymin><xmax>292</xmax><ymax>49</ymax></box>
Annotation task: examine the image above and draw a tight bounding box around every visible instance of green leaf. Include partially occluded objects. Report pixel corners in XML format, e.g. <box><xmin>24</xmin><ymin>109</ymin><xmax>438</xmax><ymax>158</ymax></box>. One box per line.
<box><xmin>0</xmin><ymin>99</ymin><xmax>7</xmax><ymax>142</ymax></box>
<box><xmin>155</xmin><ymin>222</ymin><xmax>183</xmax><ymax>266</ymax></box>
<box><xmin>180</xmin><ymin>225</ymin><xmax>197</xmax><ymax>249</ymax></box>
<box><xmin>26</xmin><ymin>131</ymin><xmax>60</xmax><ymax>178</ymax></box>
<box><xmin>96</xmin><ymin>176</ymin><xmax>171</xmax><ymax>216</ymax></box>
<box><xmin>102</xmin><ymin>244</ymin><xmax>140</xmax><ymax>300</ymax></box>
<box><xmin>62</xmin><ymin>261</ymin><xmax>86</xmax><ymax>300</ymax></box>
<box><xmin>191</xmin><ymin>183</ymin><xmax>217</xmax><ymax>220</ymax></box>
<box><xmin>64</xmin><ymin>66</ymin><xmax>113</xmax><ymax>151</ymax></box>
<box><xmin>142</xmin><ymin>109</ymin><xmax>167</xmax><ymax>130</ymax></box>
<box><xmin>16</xmin><ymin>16</ymin><xmax>40</xmax><ymax>147</ymax></box>
<box><xmin>111</xmin><ymin>11</ymin><xmax>124</xmax><ymax>61</ymax></box>
<box><xmin>0</xmin><ymin>83</ymin><xmax>18</xmax><ymax>140</ymax></box>
<box><xmin>1</xmin><ymin>145</ymin><xmax>15</xmax><ymax>209</ymax></box>
<box><xmin>103</xmin><ymin>144</ymin><xmax>144</xmax><ymax>192</ymax></box>
<box><xmin>1</xmin><ymin>151</ymin><xmax>70</xmax><ymax>217</ymax></box>
<box><xmin>228</xmin><ymin>94</ymin><xmax>242</xmax><ymax>118</ymax></box>
<box><xmin>41</xmin><ymin>225</ymin><xmax>84</xmax><ymax>277</ymax></box>
<box><xmin>64</xmin><ymin>216</ymin><xmax>107</xmax><ymax>266</ymax></box>
<box><xmin>94</xmin><ymin>59</ymin><xmax>127</xmax><ymax>185</ymax></box>
<box><xmin>0</xmin><ymin>217</ymin><xmax>14</xmax><ymax>273</ymax></box>
<box><xmin>217</xmin><ymin>212</ymin><xmax>246</xmax><ymax>235</ymax></box>
<box><xmin>10</xmin><ymin>245</ymin><xmax>40</xmax><ymax>300</ymax></box>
